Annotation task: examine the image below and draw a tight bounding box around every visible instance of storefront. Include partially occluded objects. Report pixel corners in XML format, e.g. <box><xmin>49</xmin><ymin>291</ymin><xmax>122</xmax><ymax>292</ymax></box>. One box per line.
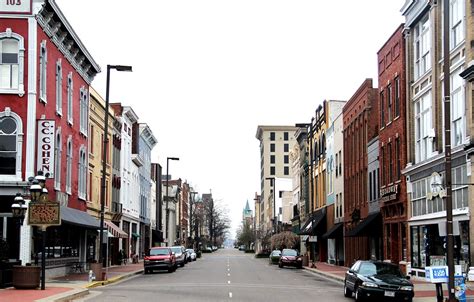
<box><xmin>298</xmin><ymin>207</ymin><xmax>326</xmax><ymax>262</ymax></box>
<box><xmin>406</xmin><ymin>162</ymin><xmax>470</xmax><ymax>278</ymax></box>
<box><xmin>31</xmin><ymin>206</ymin><xmax>100</xmax><ymax>278</ymax></box>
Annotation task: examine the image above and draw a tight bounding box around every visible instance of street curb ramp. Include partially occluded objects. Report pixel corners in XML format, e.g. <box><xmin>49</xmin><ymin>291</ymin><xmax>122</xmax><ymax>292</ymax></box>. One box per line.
<box><xmin>303</xmin><ymin>267</ymin><xmax>345</xmax><ymax>284</ymax></box>
<box><xmin>35</xmin><ymin>288</ymin><xmax>90</xmax><ymax>302</ymax></box>
<box><xmin>85</xmin><ymin>269</ymin><xmax>144</xmax><ymax>289</ymax></box>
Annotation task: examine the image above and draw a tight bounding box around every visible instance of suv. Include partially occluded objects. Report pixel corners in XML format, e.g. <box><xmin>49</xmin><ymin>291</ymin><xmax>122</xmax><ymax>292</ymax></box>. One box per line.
<box><xmin>144</xmin><ymin>247</ymin><xmax>176</xmax><ymax>274</ymax></box>
<box><xmin>170</xmin><ymin>246</ymin><xmax>187</xmax><ymax>267</ymax></box>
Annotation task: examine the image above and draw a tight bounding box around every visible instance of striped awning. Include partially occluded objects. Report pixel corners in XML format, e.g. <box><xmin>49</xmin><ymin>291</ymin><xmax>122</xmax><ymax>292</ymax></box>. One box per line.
<box><xmin>104</xmin><ymin>221</ymin><xmax>128</xmax><ymax>238</ymax></box>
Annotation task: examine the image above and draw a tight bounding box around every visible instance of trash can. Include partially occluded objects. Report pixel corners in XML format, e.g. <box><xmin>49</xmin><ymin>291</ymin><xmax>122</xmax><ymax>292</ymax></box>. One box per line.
<box><xmin>90</xmin><ymin>262</ymin><xmax>103</xmax><ymax>281</ymax></box>
<box><xmin>302</xmin><ymin>255</ymin><xmax>309</xmax><ymax>267</ymax></box>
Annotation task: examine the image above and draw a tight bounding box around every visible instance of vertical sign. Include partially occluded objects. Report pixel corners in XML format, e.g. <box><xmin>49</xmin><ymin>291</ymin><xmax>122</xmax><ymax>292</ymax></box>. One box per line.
<box><xmin>0</xmin><ymin>0</ymin><xmax>32</xmax><ymax>14</ymax></box>
<box><xmin>37</xmin><ymin>120</ymin><xmax>55</xmax><ymax>178</ymax></box>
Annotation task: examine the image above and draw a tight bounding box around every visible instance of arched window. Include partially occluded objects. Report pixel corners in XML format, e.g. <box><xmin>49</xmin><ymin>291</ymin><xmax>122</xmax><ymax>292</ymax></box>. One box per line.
<box><xmin>56</xmin><ymin>59</ymin><xmax>62</xmax><ymax>115</ymax></box>
<box><xmin>39</xmin><ymin>40</ymin><xmax>47</xmax><ymax>102</ymax></box>
<box><xmin>0</xmin><ymin>29</ymin><xmax>25</xmax><ymax>95</ymax></box>
<box><xmin>66</xmin><ymin>137</ymin><xmax>72</xmax><ymax>194</ymax></box>
<box><xmin>54</xmin><ymin>129</ymin><xmax>62</xmax><ymax>190</ymax></box>
<box><xmin>0</xmin><ymin>108</ymin><xmax>23</xmax><ymax>179</ymax></box>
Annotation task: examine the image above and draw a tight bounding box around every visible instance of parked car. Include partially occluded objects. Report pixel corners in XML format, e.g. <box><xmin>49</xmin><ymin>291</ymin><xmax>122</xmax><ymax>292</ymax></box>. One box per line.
<box><xmin>269</xmin><ymin>250</ymin><xmax>281</xmax><ymax>265</ymax></box>
<box><xmin>186</xmin><ymin>249</ymin><xmax>197</xmax><ymax>261</ymax></box>
<box><xmin>212</xmin><ymin>246</ymin><xmax>218</xmax><ymax>251</ymax></box>
<box><xmin>170</xmin><ymin>246</ymin><xmax>187</xmax><ymax>267</ymax></box>
<box><xmin>144</xmin><ymin>247</ymin><xmax>176</xmax><ymax>274</ymax></box>
<box><xmin>278</xmin><ymin>249</ymin><xmax>302</xmax><ymax>268</ymax></box>
<box><xmin>344</xmin><ymin>260</ymin><xmax>414</xmax><ymax>302</ymax></box>
<box><xmin>238</xmin><ymin>245</ymin><xmax>246</xmax><ymax>251</ymax></box>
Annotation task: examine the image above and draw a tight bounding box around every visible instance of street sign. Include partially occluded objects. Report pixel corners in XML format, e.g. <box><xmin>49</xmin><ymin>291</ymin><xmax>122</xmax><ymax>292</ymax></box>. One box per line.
<box><xmin>28</xmin><ymin>202</ymin><xmax>61</xmax><ymax>226</ymax></box>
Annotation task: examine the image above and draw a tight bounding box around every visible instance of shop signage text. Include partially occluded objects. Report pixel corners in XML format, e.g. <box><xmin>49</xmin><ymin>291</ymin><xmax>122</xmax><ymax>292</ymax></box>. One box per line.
<box><xmin>37</xmin><ymin>120</ymin><xmax>55</xmax><ymax>178</ymax></box>
<box><xmin>0</xmin><ymin>0</ymin><xmax>32</xmax><ymax>14</ymax></box>
<box><xmin>28</xmin><ymin>203</ymin><xmax>61</xmax><ymax>226</ymax></box>
<box><xmin>379</xmin><ymin>184</ymin><xmax>399</xmax><ymax>203</ymax></box>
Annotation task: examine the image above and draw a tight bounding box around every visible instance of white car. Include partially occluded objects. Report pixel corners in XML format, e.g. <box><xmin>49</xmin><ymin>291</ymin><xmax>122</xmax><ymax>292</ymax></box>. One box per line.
<box><xmin>186</xmin><ymin>249</ymin><xmax>197</xmax><ymax>261</ymax></box>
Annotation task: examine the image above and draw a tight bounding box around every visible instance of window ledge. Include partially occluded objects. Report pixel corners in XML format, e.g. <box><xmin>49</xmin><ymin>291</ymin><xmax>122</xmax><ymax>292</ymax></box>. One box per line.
<box><xmin>56</xmin><ymin>110</ymin><xmax>63</xmax><ymax>117</ymax></box>
<box><xmin>39</xmin><ymin>96</ymin><xmax>47</xmax><ymax>104</ymax></box>
<box><xmin>67</xmin><ymin>120</ymin><xmax>73</xmax><ymax>126</ymax></box>
<box><xmin>0</xmin><ymin>89</ymin><xmax>25</xmax><ymax>96</ymax></box>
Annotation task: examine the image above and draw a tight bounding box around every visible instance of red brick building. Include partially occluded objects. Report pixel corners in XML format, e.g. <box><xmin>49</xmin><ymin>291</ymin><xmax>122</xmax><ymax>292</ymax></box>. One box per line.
<box><xmin>0</xmin><ymin>0</ymin><xmax>100</xmax><ymax>273</ymax></box>
<box><xmin>343</xmin><ymin>79</ymin><xmax>379</xmax><ymax>266</ymax></box>
<box><xmin>377</xmin><ymin>24</ymin><xmax>409</xmax><ymax>265</ymax></box>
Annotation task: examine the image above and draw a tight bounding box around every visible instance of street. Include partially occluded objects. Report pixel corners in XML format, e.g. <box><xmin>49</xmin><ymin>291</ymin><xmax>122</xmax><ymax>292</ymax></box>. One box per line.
<box><xmin>77</xmin><ymin>248</ymin><xmax>347</xmax><ymax>302</ymax></box>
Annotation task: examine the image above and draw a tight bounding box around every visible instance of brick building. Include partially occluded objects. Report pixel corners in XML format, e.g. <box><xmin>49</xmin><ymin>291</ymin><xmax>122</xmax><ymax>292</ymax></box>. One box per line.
<box><xmin>0</xmin><ymin>0</ymin><xmax>101</xmax><ymax>276</ymax></box>
<box><xmin>343</xmin><ymin>79</ymin><xmax>380</xmax><ymax>266</ymax></box>
<box><xmin>377</xmin><ymin>24</ymin><xmax>409</xmax><ymax>266</ymax></box>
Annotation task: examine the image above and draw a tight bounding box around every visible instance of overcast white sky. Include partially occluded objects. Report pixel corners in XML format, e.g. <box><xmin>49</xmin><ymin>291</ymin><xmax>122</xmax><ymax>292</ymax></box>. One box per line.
<box><xmin>56</xmin><ymin>0</ymin><xmax>405</xmax><ymax>238</ymax></box>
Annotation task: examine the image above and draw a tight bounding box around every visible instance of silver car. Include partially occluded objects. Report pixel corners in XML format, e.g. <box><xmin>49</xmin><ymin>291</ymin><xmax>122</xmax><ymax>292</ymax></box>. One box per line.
<box><xmin>170</xmin><ymin>246</ymin><xmax>187</xmax><ymax>267</ymax></box>
<box><xmin>186</xmin><ymin>249</ymin><xmax>197</xmax><ymax>261</ymax></box>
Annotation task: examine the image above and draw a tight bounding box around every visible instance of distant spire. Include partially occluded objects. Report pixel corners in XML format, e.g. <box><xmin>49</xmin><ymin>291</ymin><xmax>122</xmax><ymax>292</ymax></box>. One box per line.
<box><xmin>244</xmin><ymin>200</ymin><xmax>250</xmax><ymax>212</ymax></box>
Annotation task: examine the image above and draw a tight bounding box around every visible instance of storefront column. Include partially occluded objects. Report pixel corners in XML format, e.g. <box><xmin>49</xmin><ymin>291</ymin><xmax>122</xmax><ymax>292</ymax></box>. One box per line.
<box><xmin>19</xmin><ymin>200</ymin><xmax>31</xmax><ymax>265</ymax></box>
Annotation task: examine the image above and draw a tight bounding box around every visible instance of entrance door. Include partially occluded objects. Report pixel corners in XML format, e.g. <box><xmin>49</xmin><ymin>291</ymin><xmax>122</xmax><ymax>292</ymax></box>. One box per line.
<box><xmin>0</xmin><ymin>214</ymin><xmax>19</xmax><ymax>260</ymax></box>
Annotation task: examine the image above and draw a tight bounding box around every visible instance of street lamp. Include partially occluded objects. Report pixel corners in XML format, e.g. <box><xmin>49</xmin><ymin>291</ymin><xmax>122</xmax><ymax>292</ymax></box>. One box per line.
<box><xmin>265</xmin><ymin>177</ymin><xmax>276</xmax><ymax>234</ymax></box>
<box><xmin>165</xmin><ymin>157</ymin><xmax>179</xmax><ymax>246</ymax></box>
<box><xmin>99</xmin><ymin>64</ymin><xmax>133</xmax><ymax>268</ymax></box>
<box><xmin>16</xmin><ymin>171</ymin><xmax>49</xmax><ymax>290</ymax></box>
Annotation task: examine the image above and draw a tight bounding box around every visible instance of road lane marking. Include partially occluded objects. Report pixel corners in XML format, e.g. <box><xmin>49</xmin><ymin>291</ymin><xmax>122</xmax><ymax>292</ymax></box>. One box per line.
<box><xmin>229</xmin><ymin>292</ymin><xmax>232</xmax><ymax>298</ymax></box>
<box><xmin>227</xmin><ymin>273</ymin><xmax>230</xmax><ymax>277</ymax></box>
<box><xmin>228</xmin><ymin>280</ymin><xmax>231</xmax><ymax>284</ymax></box>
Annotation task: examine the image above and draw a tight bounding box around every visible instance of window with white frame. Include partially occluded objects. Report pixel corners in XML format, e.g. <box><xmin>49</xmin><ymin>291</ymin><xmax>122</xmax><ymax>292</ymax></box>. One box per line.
<box><xmin>39</xmin><ymin>40</ymin><xmax>47</xmax><ymax>102</ymax></box>
<box><xmin>66</xmin><ymin>137</ymin><xmax>72</xmax><ymax>194</ymax></box>
<box><xmin>67</xmin><ymin>72</ymin><xmax>73</xmax><ymax>124</ymax></box>
<box><xmin>79</xmin><ymin>87</ymin><xmax>88</xmax><ymax>135</ymax></box>
<box><xmin>0</xmin><ymin>109</ymin><xmax>23</xmax><ymax>179</ymax></box>
<box><xmin>414</xmin><ymin>91</ymin><xmax>432</xmax><ymax>163</ymax></box>
<box><xmin>450</xmin><ymin>0</ymin><xmax>464</xmax><ymax>49</ymax></box>
<box><xmin>413</xmin><ymin>14</ymin><xmax>431</xmax><ymax>80</ymax></box>
<box><xmin>54</xmin><ymin>130</ymin><xmax>62</xmax><ymax>190</ymax></box>
<box><xmin>78</xmin><ymin>146</ymin><xmax>87</xmax><ymax>200</ymax></box>
<box><xmin>451</xmin><ymin>68</ymin><xmax>464</xmax><ymax>147</ymax></box>
<box><xmin>56</xmin><ymin>59</ymin><xmax>62</xmax><ymax>115</ymax></box>
<box><xmin>452</xmin><ymin>165</ymin><xmax>468</xmax><ymax>209</ymax></box>
<box><xmin>0</xmin><ymin>30</ymin><xmax>24</xmax><ymax>93</ymax></box>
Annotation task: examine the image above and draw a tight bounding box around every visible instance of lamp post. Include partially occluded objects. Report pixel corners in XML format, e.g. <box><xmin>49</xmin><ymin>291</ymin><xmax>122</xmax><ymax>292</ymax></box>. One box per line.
<box><xmin>265</xmin><ymin>177</ymin><xmax>276</xmax><ymax>234</ymax></box>
<box><xmin>15</xmin><ymin>171</ymin><xmax>50</xmax><ymax>290</ymax></box>
<box><xmin>165</xmin><ymin>157</ymin><xmax>179</xmax><ymax>246</ymax></box>
<box><xmin>99</xmin><ymin>64</ymin><xmax>132</xmax><ymax>268</ymax></box>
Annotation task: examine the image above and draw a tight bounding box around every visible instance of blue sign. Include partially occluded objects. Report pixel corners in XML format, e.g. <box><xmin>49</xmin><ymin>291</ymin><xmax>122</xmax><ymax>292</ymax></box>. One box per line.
<box><xmin>455</xmin><ymin>275</ymin><xmax>466</xmax><ymax>302</ymax></box>
<box><xmin>425</xmin><ymin>266</ymin><xmax>449</xmax><ymax>283</ymax></box>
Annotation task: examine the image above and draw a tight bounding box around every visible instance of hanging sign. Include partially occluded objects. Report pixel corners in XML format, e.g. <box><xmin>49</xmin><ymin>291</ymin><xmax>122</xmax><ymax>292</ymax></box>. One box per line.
<box><xmin>28</xmin><ymin>202</ymin><xmax>61</xmax><ymax>227</ymax></box>
<box><xmin>37</xmin><ymin>120</ymin><xmax>55</xmax><ymax>178</ymax></box>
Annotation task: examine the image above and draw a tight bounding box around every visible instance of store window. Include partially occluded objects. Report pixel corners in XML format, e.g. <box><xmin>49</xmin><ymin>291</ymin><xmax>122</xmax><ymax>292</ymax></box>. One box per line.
<box><xmin>0</xmin><ymin>29</ymin><xmax>25</xmax><ymax>94</ymax></box>
<box><xmin>0</xmin><ymin>110</ymin><xmax>23</xmax><ymax>178</ymax></box>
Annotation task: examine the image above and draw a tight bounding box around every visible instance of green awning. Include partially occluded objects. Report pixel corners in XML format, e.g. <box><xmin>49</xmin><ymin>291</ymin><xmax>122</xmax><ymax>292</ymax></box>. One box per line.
<box><xmin>132</xmin><ymin>232</ymin><xmax>140</xmax><ymax>238</ymax></box>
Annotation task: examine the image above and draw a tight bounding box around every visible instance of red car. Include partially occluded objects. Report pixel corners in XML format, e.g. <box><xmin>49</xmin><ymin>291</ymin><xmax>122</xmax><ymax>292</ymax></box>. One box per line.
<box><xmin>144</xmin><ymin>247</ymin><xmax>177</xmax><ymax>274</ymax></box>
<box><xmin>278</xmin><ymin>249</ymin><xmax>303</xmax><ymax>269</ymax></box>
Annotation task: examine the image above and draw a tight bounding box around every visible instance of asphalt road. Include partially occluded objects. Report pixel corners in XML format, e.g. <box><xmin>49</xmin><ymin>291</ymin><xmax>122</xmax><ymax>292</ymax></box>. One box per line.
<box><xmin>79</xmin><ymin>248</ymin><xmax>349</xmax><ymax>302</ymax></box>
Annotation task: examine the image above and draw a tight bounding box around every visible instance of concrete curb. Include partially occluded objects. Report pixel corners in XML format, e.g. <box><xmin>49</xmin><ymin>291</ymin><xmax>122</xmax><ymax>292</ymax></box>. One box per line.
<box><xmin>84</xmin><ymin>269</ymin><xmax>144</xmax><ymax>289</ymax></box>
<box><xmin>35</xmin><ymin>288</ymin><xmax>89</xmax><ymax>302</ymax></box>
<box><xmin>303</xmin><ymin>267</ymin><xmax>345</xmax><ymax>284</ymax></box>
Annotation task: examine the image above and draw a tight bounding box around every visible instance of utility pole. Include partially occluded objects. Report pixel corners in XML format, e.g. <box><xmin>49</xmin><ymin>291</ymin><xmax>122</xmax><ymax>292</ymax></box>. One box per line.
<box><xmin>442</xmin><ymin>0</ymin><xmax>455</xmax><ymax>300</ymax></box>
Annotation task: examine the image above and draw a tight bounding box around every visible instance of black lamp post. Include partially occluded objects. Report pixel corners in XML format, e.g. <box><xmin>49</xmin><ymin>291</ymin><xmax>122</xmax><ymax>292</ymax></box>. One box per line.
<box><xmin>165</xmin><ymin>157</ymin><xmax>179</xmax><ymax>246</ymax></box>
<box><xmin>99</xmin><ymin>64</ymin><xmax>132</xmax><ymax>268</ymax></box>
<box><xmin>265</xmin><ymin>177</ymin><xmax>276</xmax><ymax>234</ymax></box>
<box><xmin>15</xmin><ymin>171</ymin><xmax>49</xmax><ymax>290</ymax></box>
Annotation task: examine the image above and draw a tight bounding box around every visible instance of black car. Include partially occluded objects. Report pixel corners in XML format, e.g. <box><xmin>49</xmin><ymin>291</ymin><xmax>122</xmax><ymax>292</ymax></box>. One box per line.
<box><xmin>344</xmin><ymin>260</ymin><xmax>414</xmax><ymax>302</ymax></box>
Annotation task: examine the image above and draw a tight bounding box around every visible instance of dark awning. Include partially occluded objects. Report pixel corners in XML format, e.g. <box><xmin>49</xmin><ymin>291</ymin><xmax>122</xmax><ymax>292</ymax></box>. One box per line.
<box><xmin>61</xmin><ymin>206</ymin><xmax>100</xmax><ymax>229</ymax></box>
<box><xmin>346</xmin><ymin>212</ymin><xmax>381</xmax><ymax>237</ymax></box>
<box><xmin>298</xmin><ymin>208</ymin><xmax>326</xmax><ymax>235</ymax></box>
<box><xmin>322</xmin><ymin>223</ymin><xmax>343</xmax><ymax>239</ymax></box>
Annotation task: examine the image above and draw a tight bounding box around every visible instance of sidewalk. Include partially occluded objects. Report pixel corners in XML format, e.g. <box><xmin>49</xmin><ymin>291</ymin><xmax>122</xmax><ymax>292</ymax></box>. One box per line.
<box><xmin>303</xmin><ymin>261</ymin><xmax>474</xmax><ymax>302</ymax></box>
<box><xmin>0</xmin><ymin>261</ymin><xmax>144</xmax><ymax>302</ymax></box>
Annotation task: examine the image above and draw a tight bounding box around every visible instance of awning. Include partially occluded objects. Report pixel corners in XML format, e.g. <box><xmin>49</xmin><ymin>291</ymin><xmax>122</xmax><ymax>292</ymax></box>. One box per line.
<box><xmin>61</xmin><ymin>206</ymin><xmax>100</xmax><ymax>229</ymax></box>
<box><xmin>298</xmin><ymin>208</ymin><xmax>326</xmax><ymax>235</ymax></box>
<box><xmin>346</xmin><ymin>212</ymin><xmax>381</xmax><ymax>237</ymax></box>
<box><xmin>105</xmin><ymin>221</ymin><xmax>128</xmax><ymax>238</ymax></box>
<box><xmin>323</xmin><ymin>223</ymin><xmax>343</xmax><ymax>239</ymax></box>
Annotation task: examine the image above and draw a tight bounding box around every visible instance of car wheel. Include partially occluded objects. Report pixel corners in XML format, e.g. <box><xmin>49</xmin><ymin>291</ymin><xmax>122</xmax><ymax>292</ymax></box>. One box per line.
<box><xmin>144</xmin><ymin>269</ymin><xmax>149</xmax><ymax>275</ymax></box>
<box><xmin>354</xmin><ymin>287</ymin><xmax>364</xmax><ymax>302</ymax></box>
<box><xmin>343</xmin><ymin>282</ymin><xmax>352</xmax><ymax>297</ymax></box>
<box><xmin>168</xmin><ymin>267</ymin><xmax>173</xmax><ymax>273</ymax></box>
<box><xmin>278</xmin><ymin>263</ymin><xmax>283</xmax><ymax>268</ymax></box>
<box><xmin>181</xmin><ymin>262</ymin><xmax>185</xmax><ymax>267</ymax></box>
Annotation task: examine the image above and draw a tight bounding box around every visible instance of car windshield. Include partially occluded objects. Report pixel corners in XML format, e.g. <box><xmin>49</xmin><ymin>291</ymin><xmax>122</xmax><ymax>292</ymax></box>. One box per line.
<box><xmin>149</xmin><ymin>249</ymin><xmax>169</xmax><ymax>256</ymax></box>
<box><xmin>171</xmin><ymin>247</ymin><xmax>182</xmax><ymax>254</ymax></box>
<box><xmin>358</xmin><ymin>262</ymin><xmax>403</xmax><ymax>277</ymax></box>
<box><xmin>281</xmin><ymin>249</ymin><xmax>297</xmax><ymax>256</ymax></box>
<box><xmin>272</xmin><ymin>251</ymin><xmax>281</xmax><ymax>256</ymax></box>
<box><xmin>187</xmin><ymin>249</ymin><xmax>195</xmax><ymax>253</ymax></box>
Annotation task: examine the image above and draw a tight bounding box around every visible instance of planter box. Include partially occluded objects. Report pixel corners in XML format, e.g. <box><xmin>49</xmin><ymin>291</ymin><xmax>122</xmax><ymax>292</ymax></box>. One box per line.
<box><xmin>12</xmin><ymin>265</ymin><xmax>40</xmax><ymax>289</ymax></box>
